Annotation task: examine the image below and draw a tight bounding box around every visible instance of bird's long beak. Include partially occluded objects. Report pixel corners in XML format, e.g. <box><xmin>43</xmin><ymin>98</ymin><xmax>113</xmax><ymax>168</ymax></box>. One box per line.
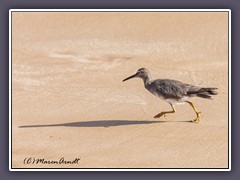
<box><xmin>122</xmin><ymin>73</ymin><xmax>137</xmax><ymax>82</ymax></box>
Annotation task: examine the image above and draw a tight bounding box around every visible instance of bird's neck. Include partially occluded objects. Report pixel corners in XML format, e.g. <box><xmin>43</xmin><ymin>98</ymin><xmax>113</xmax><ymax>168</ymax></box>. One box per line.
<box><xmin>142</xmin><ymin>76</ymin><xmax>151</xmax><ymax>86</ymax></box>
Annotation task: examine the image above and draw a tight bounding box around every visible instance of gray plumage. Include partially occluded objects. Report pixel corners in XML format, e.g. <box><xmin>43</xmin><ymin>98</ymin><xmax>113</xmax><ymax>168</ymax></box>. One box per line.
<box><xmin>147</xmin><ymin>78</ymin><xmax>217</xmax><ymax>100</ymax></box>
<box><xmin>122</xmin><ymin>68</ymin><xmax>218</xmax><ymax>122</ymax></box>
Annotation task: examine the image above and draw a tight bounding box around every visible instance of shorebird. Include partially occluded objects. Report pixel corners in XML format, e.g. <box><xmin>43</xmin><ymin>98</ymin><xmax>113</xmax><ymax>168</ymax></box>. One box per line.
<box><xmin>122</xmin><ymin>68</ymin><xmax>217</xmax><ymax>122</ymax></box>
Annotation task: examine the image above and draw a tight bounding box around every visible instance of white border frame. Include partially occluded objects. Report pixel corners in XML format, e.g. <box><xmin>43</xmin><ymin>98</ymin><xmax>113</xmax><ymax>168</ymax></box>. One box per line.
<box><xmin>9</xmin><ymin>9</ymin><xmax>231</xmax><ymax>171</ymax></box>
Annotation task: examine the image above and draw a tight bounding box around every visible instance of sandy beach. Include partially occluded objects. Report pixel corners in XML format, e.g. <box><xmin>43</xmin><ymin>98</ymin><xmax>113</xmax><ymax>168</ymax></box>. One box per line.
<box><xmin>11</xmin><ymin>11</ymin><xmax>229</xmax><ymax>169</ymax></box>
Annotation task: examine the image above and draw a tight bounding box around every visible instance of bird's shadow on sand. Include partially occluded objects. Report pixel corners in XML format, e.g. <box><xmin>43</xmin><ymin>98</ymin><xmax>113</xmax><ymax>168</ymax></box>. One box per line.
<box><xmin>19</xmin><ymin>119</ymin><xmax>193</xmax><ymax>128</ymax></box>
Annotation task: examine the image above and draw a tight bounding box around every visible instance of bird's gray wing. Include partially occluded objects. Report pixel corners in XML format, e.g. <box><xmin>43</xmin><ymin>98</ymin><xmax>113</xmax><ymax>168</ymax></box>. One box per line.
<box><xmin>153</xmin><ymin>79</ymin><xmax>190</xmax><ymax>99</ymax></box>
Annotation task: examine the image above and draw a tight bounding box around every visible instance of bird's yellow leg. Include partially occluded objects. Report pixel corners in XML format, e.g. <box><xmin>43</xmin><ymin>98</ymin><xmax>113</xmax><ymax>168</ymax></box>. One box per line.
<box><xmin>154</xmin><ymin>105</ymin><xmax>176</xmax><ymax>118</ymax></box>
<box><xmin>187</xmin><ymin>101</ymin><xmax>201</xmax><ymax>123</ymax></box>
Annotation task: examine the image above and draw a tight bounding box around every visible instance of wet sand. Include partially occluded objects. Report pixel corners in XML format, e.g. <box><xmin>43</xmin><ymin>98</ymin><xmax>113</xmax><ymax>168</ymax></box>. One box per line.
<box><xmin>11</xmin><ymin>11</ymin><xmax>229</xmax><ymax>168</ymax></box>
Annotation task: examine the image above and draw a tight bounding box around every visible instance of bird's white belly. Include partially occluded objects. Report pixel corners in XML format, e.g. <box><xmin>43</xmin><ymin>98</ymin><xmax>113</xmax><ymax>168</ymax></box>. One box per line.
<box><xmin>151</xmin><ymin>91</ymin><xmax>189</xmax><ymax>105</ymax></box>
<box><xmin>165</xmin><ymin>98</ymin><xmax>188</xmax><ymax>105</ymax></box>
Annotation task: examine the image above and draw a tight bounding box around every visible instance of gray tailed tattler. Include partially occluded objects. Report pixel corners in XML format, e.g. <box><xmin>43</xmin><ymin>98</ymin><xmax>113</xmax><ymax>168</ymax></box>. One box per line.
<box><xmin>122</xmin><ymin>68</ymin><xmax>218</xmax><ymax>123</ymax></box>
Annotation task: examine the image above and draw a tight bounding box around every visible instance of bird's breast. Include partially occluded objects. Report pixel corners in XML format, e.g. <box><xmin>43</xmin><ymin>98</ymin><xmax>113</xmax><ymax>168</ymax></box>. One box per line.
<box><xmin>145</xmin><ymin>84</ymin><xmax>165</xmax><ymax>99</ymax></box>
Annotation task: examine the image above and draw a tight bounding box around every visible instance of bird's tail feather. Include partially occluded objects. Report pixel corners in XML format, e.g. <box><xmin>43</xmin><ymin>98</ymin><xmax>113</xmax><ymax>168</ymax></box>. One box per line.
<box><xmin>197</xmin><ymin>93</ymin><xmax>212</xmax><ymax>99</ymax></box>
<box><xmin>188</xmin><ymin>88</ymin><xmax>218</xmax><ymax>99</ymax></box>
<box><xmin>199</xmin><ymin>88</ymin><xmax>218</xmax><ymax>95</ymax></box>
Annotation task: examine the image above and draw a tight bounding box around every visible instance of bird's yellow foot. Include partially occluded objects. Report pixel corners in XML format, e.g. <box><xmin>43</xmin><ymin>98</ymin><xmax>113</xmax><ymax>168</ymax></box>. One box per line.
<box><xmin>192</xmin><ymin>112</ymin><xmax>201</xmax><ymax>123</ymax></box>
<box><xmin>154</xmin><ymin>112</ymin><xmax>166</xmax><ymax>118</ymax></box>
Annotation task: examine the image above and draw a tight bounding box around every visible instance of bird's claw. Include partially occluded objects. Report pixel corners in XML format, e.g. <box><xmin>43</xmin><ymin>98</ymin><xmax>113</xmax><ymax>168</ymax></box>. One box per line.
<box><xmin>154</xmin><ymin>112</ymin><xmax>165</xmax><ymax>118</ymax></box>
<box><xmin>192</xmin><ymin>118</ymin><xmax>200</xmax><ymax>123</ymax></box>
<box><xmin>192</xmin><ymin>112</ymin><xmax>201</xmax><ymax>123</ymax></box>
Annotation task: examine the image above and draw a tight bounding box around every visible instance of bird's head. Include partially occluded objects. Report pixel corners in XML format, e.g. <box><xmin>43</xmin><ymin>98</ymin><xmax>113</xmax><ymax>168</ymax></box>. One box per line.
<box><xmin>122</xmin><ymin>68</ymin><xmax>150</xmax><ymax>82</ymax></box>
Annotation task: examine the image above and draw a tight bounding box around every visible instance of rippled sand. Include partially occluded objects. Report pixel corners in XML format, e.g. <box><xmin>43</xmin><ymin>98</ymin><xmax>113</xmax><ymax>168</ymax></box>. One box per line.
<box><xmin>11</xmin><ymin>11</ymin><xmax>229</xmax><ymax>169</ymax></box>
